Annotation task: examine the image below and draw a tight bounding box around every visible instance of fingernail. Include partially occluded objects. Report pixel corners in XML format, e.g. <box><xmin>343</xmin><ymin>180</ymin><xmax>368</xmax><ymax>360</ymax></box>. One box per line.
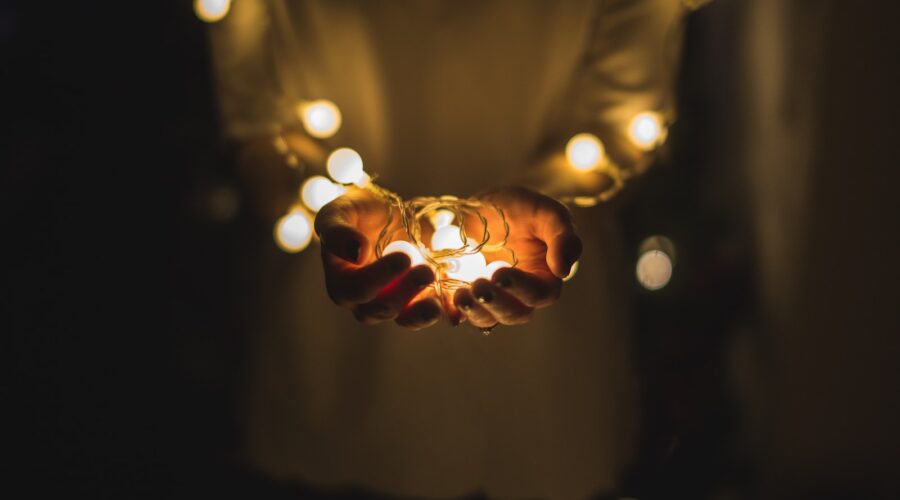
<box><xmin>473</xmin><ymin>282</ymin><xmax>494</xmax><ymax>304</ymax></box>
<box><xmin>387</xmin><ymin>253</ymin><xmax>410</xmax><ymax>272</ymax></box>
<box><xmin>494</xmin><ymin>273</ymin><xmax>512</xmax><ymax>289</ymax></box>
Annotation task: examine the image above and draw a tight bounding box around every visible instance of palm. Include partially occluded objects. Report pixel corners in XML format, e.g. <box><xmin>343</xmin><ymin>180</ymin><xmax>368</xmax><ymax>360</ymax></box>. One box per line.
<box><xmin>453</xmin><ymin>187</ymin><xmax>582</xmax><ymax>328</ymax></box>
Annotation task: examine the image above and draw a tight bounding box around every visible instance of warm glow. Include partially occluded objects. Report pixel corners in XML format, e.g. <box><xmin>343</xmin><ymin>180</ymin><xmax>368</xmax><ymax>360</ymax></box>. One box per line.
<box><xmin>445</xmin><ymin>251</ymin><xmax>488</xmax><ymax>283</ymax></box>
<box><xmin>483</xmin><ymin>260</ymin><xmax>512</xmax><ymax>279</ymax></box>
<box><xmin>301</xmin><ymin>176</ymin><xmax>346</xmax><ymax>212</ymax></box>
<box><xmin>383</xmin><ymin>240</ymin><xmax>427</xmax><ymax>267</ymax></box>
<box><xmin>629</xmin><ymin>112</ymin><xmax>664</xmax><ymax>150</ymax></box>
<box><xmin>565</xmin><ymin>133</ymin><xmax>605</xmax><ymax>171</ymax></box>
<box><xmin>427</xmin><ymin>221</ymin><xmax>501</xmax><ymax>282</ymax></box>
<box><xmin>563</xmin><ymin>260</ymin><xmax>579</xmax><ymax>282</ymax></box>
<box><xmin>431</xmin><ymin>224</ymin><xmax>465</xmax><ymax>251</ymax></box>
<box><xmin>636</xmin><ymin>250</ymin><xmax>673</xmax><ymax>290</ymax></box>
<box><xmin>327</xmin><ymin>148</ymin><xmax>365</xmax><ymax>184</ymax></box>
<box><xmin>298</xmin><ymin>99</ymin><xmax>342</xmax><ymax>139</ymax></box>
<box><xmin>354</xmin><ymin>172</ymin><xmax>371</xmax><ymax>187</ymax></box>
<box><xmin>194</xmin><ymin>0</ymin><xmax>231</xmax><ymax>23</ymax></box>
<box><xmin>430</xmin><ymin>209</ymin><xmax>455</xmax><ymax>230</ymax></box>
<box><xmin>274</xmin><ymin>209</ymin><xmax>313</xmax><ymax>253</ymax></box>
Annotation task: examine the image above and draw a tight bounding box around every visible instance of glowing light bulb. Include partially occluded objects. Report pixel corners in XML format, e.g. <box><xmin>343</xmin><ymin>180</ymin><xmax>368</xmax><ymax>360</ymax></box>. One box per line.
<box><xmin>354</xmin><ymin>172</ymin><xmax>371</xmax><ymax>187</ymax></box>
<box><xmin>563</xmin><ymin>260</ymin><xmax>579</xmax><ymax>282</ymax></box>
<box><xmin>383</xmin><ymin>240</ymin><xmax>427</xmax><ymax>267</ymax></box>
<box><xmin>327</xmin><ymin>148</ymin><xmax>365</xmax><ymax>184</ymax></box>
<box><xmin>194</xmin><ymin>0</ymin><xmax>231</xmax><ymax>23</ymax></box>
<box><xmin>430</xmin><ymin>209</ymin><xmax>455</xmax><ymax>230</ymax></box>
<box><xmin>301</xmin><ymin>176</ymin><xmax>346</xmax><ymax>212</ymax></box>
<box><xmin>274</xmin><ymin>209</ymin><xmax>313</xmax><ymax>253</ymax></box>
<box><xmin>431</xmin><ymin>224</ymin><xmax>465</xmax><ymax>251</ymax></box>
<box><xmin>298</xmin><ymin>99</ymin><xmax>342</xmax><ymax>139</ymax></box>
<box><xmin>445</xmin><ymin>251</ymin><xmax>488</xmax><ymax>283</ymax></box>
<box><xmin>636</xmin><ymin>250</ymin><xmax>672</xmax><ymax>290</ymax></box>
<box><xmin>482</xmin><ymin>260</ymin><xmax>512</xmax><ymax>279</ymax></box>
<box><xmin>629</xmin><ymin>112</ymin><xmax>664</xmax><ymax>150</ymax></box>
<box><xmin>566</xmin><ymin>133</ymin><xmax>605</xmax><ymax>171</ymax></box>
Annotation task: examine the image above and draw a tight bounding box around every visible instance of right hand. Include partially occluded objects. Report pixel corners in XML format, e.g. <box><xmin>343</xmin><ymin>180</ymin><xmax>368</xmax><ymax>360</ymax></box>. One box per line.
<box><xmin>314</xmin><ymin>188</ymin><xmax>442</xmax><ymax>330</ymax></box>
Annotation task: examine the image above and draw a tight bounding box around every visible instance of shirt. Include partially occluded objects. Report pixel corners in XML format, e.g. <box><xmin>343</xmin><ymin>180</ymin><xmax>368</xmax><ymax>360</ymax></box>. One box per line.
<box><xmin>209</xmin><ymin>1</ymin><xmax>689</xmax><ymax>498</ymax></box>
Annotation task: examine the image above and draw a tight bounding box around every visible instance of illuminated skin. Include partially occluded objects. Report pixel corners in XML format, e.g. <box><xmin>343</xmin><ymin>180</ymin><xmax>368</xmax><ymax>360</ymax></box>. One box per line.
<box><xmin>453</xmin><ymin>187</ymin><xmax>582</xmax><ymax>328</ymax></box>
<box><xmin>315</xmin><ymin>189</ymin><xmax>441</xmax><ymax>330</ymax></box>
<box><xmin>315</xmin><ymin>187</ymin><xmax>582</xmax><ymax>330</ymax></box>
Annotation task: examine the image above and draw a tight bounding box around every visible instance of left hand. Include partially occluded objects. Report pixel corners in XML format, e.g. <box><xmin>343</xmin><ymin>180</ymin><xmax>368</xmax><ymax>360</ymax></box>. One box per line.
<box><xmin>452</xmin><ymin>187</ymin><xmax>582</xmax><ymax>329</ymax></box>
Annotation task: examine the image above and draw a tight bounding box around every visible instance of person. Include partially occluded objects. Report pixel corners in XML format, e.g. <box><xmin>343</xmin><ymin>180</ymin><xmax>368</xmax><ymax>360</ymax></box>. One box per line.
<box><xmin>208</xmin><ymin>1</ymin><xmax>696</xmax><ymax>498</ymax></box>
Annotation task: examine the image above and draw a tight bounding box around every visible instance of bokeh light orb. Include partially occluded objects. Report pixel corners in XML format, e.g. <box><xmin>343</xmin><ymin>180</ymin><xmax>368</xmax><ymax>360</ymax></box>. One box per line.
<box><xmin>565</xmin><ymin>133</ymin><xmax>605</xmax><ymax>171</ymax></box>
<box><xmin>298</xmin><ymin>99</ymin><xmax>342</xmax><ymax>139</ymax></box>
<box><xmin>326</xmin><ymin>148</ymin><xmax>365</xmax><ymax>184</ymax></box>
<box><xmin>636</xmin><ymin>250</ymin><xmax>673</xmax><ymax>290</ymax></box>
<box><xmin>629</xmin><ymin>112</ymin><xmax>664</xmax><ymax>150</ymax></box>
<box><xmin>274</xmin><ymin>210</ymin><xmax>313</xmax><ymax>253</ymax></box>
<box><xmin>194</xmin><ymin>0</ymin><xmax>231</xmax><ymax>23</ymax></box>
<box><xmin>301</xmin><ymin>176</ymin><xmax>345</xmax><ymax>212</ymax></box>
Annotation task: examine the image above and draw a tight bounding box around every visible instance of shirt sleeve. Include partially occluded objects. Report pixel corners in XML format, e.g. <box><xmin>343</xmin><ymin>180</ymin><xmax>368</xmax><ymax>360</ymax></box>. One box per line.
<box><xmin>573</xmin><ymin>0</ymin><xmax>687</xmax><ymax>124</ymax></box>
<box><xmin>206</xmin><ymin>0</ymin><xmax>286</xmax><ymax>141</ymax></box>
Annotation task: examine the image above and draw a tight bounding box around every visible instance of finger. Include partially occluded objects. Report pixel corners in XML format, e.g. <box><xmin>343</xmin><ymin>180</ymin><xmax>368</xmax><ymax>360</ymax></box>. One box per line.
<box><xmin>328</xmin><ymin>252</ymin><xmax>411</xmax><ymax>306</ymax></box>
<box><xmin>316</xmin><ymin>202</ymin><xmax>368</xmax><ymax>264</ymax></box>
<box><xmin>470</xmin><ymin>279</ymin><xmax>533</xmax><ymax>325</ymax></box>
<box><xmin>532</xmin><ymin>197</ymin><xmax>582</xmax><ymax>278</ymax></box>
<box><xmin>491</xmin><ymin>267</ymin><xmax>561</xmax><ymax>308</ymax></box>
<box><xmin>353</xmin><ymin>266</ymin><xmax>435</xmax><ymax>324</ymax></box>
<box><xmin>395</xmin><ymin>295</ymin><xmax>443</xmax><ymax>331</ymax></box>
<box><xmin>453</xmin><ymin>287</ymin><xmax>497</xmax><ymax>328</ymax></box>
<box><xmin>442</xmin><ymin>290</ymin><xmax>465</xmax><ymax>327</ymax></box>
<box><xmin>315</xmin><ymin>190</ymin><xmax>389</xmax><ymax>264</ymax></box>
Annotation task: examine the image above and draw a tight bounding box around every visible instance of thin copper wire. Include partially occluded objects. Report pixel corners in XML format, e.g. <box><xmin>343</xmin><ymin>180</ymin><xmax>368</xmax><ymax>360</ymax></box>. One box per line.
<box><xmin>363</xmin><ymin>182</ymin><xmax>517</xmax><ymax>303</ymax></box>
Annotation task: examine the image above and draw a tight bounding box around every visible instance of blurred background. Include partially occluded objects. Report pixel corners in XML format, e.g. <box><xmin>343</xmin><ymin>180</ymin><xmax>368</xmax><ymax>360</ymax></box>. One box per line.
<box><xmin>3</xmin><ymin>0</ymin><xmax>899</xmax><ymax>498</ymax></box>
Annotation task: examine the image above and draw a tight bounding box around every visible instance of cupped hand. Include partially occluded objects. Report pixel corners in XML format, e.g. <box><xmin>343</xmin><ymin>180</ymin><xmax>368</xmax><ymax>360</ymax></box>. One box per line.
<box><xmin>315</xmin><ymin>188</ymin><xmax>442</xmax><ymax>330</ymax></box>
<box><xmin>453</xmin><ymin>187</ymin><xmax>582</xmax><ymax>329</ymax></box>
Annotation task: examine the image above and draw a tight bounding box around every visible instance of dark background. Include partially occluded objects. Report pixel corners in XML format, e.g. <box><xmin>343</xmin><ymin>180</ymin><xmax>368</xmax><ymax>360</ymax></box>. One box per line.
<box><xmin>3</xmin><ymin>1</ymin><xmax>899</xmax><ymax>498</ymax></box>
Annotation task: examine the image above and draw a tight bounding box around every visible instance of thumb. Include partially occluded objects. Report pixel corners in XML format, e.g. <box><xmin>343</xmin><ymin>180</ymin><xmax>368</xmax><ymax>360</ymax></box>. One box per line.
<box><xmin>546</xmin><ymin>231</ymin><xmax>582</xmax><ymax>279</ymax></box>
<box><xmin>319</xmin><ymin>223</ymin><xmax>367</xmax><ymax>264</ymax></box>
<box><xmin>315</xmin><ymin>198</ymin><xmax>369</xmax><ymax>264</ymax></box>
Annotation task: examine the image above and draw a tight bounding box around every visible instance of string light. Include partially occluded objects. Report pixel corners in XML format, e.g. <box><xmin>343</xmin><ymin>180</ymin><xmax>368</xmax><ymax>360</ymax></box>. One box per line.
<box><xmin>298</xmin><ymin>99</ymin><xmax>342</xmax><ymax>139</ymax></box>
<box><xmin>420</xmin><ymin>209</ymin><xmax>512</xmax><ymax>283</ymax></box>
<box><xmin>194</xmin><ymin>0</ymin><xmax>231</xmax><ymax>23</ymax></box>
<box><xmin>383</xmin><ymin>240</ymin><xmax>428</xmax><ymax>267</ymax></box>
<box><xmin>483</xmin><ymin>260</ymin><xmax>512</xmax><ymax>278</ymax></box>
<box><xmin>327</xmin><ymin>148</ymin><xmax>365</xmax><ymax>185</ymax></box>
<box><xmin>628</xmin><ymin>112</ymin><xmax>665</xmax><ymax>151</ymax></box>
<box><xmin>274</xmin><ymin>209</ymin><xmax>313</xmax><ymax>253</ymax></box>
<box><xmin>444</xmin><ymin>252</ymin><xmax>488</xmax><ymax>283</ymax></box>
<box><xmin>565</xmin><ymin>133</ymin><xmax>605</xmax><ymax>171</ymax></box>
<box><xmin>354</xmin><ymin>172</ymin><xmax>372</xmax><ymax>187</ymax></box>
<box><xmin>301</xmin><ymin>176</ymin><xmax>346</xmax><ymax>212</ymax></box>
<box><xmin>269</xmin><ymin>96</ymin><xmax>670</xmax><ymax>314</ymax></box>
<box><xmin>636</xmin><ymin>236</ymin><xmax>675</xmax><ymax>290</ymax></box>
<box><xmin>636</xmin><ymin>249</ymin><xmax>673</xmax><ymax>290</ymax></box>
